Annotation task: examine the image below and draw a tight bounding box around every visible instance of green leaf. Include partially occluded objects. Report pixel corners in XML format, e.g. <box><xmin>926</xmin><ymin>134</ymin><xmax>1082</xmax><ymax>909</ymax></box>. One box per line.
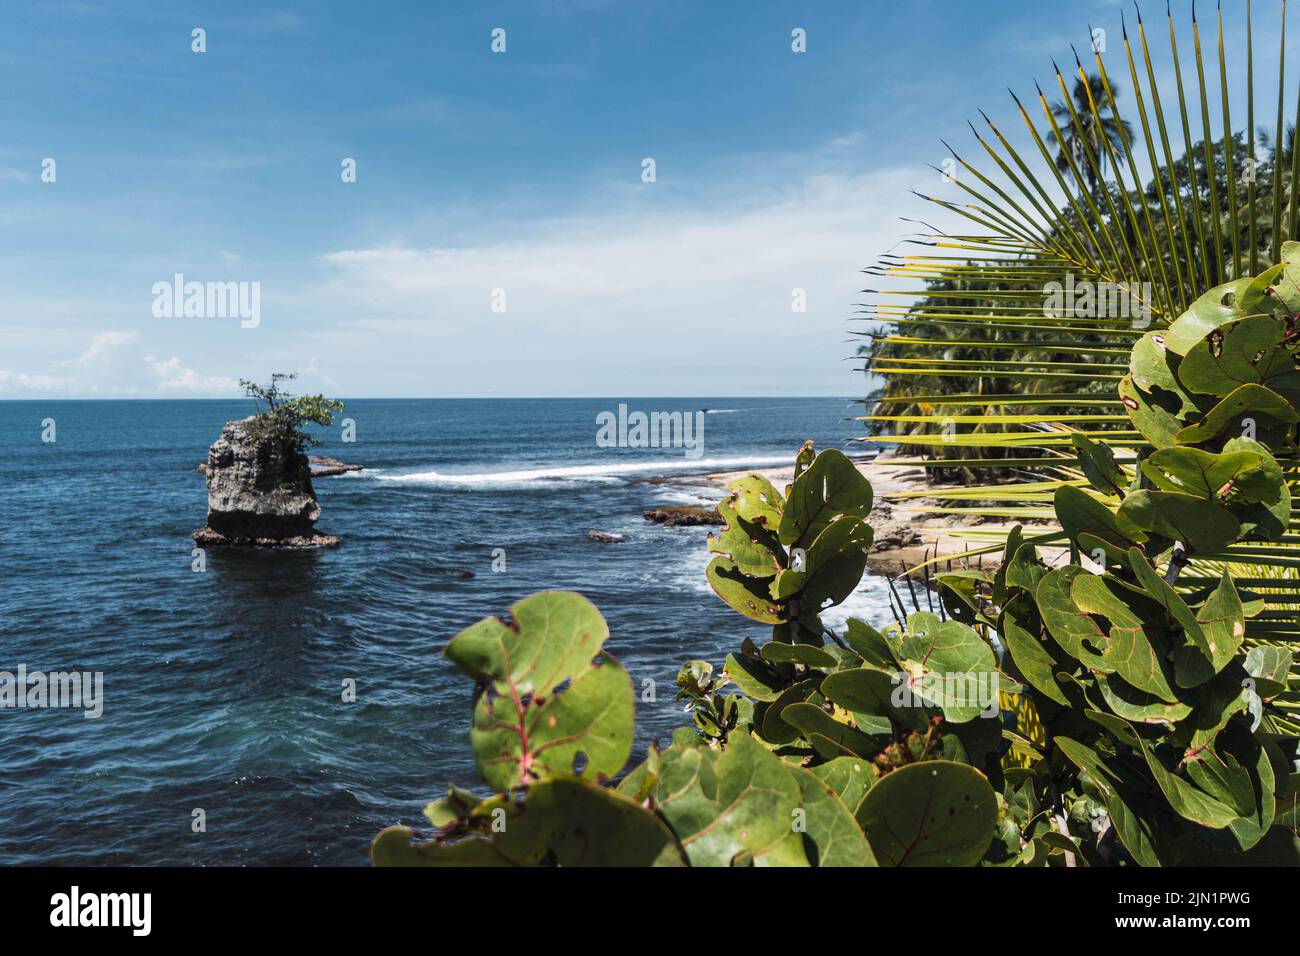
<box><xmin>1245</xmin><ymin>645</ymin><xmax>1293</xmax><ymax>698</ymax></box>
<box><xmin>1071</xmin><ymin>573</ymin><xmax>1179</xmax><ymax>703</ymax></box>
<box><xmin>653</xmin><ymin>733</ymin><xmax>805</xmax><ymax>866</ymax></box>
<box><xmin>1140</xmin><ymin>446</ymin><xmax>1269</xmax><ymax>501</ymax></box>
<box><xmin>470</xmin><ymin>649</ymin><xmax>633</xmax><ymax>791</ymax></box>
<box><xmin>1194</xmin><ymin>571</ymin><xmax>1246</xmax><ymax>675</ymax></box>
<box><xmin>372</xmin><ymin>776</ymin><xmax>687</xmax><ymax>867</ymax></box>
<box><xmin>1116</xmin><ymin>489</ymin><xmax>1240</xmax><ymax>553</ymax></box>
<box><xmin>1175</xmin><ymin>383</ymin><xmax>1298</xmax><ymax>444</ymax></box>
<box><xmin>778</xmin><ymin>449</ymin><xmax>873</xmax><ymax>548</ymax></box>
<box><xmin>784</xmin><ymin>763</ymin><xmax>878</xmax><ymax>866</ymax></box>
<box><xmin>1035</xmin><ymin>566</ymin><xmax>1113</xmax><ymax>673</ymax></box>
<box><xmin>444</xmin><ymin>590</ymin><xmax>608</xmax><ymax>698</ymax></box>
<box><xmin>1071</xmin><ymin>433</ymin><xmax>1128</xmax><ymax>497</ymax></box>
<box><xmin>780</xmin><ymin>701</ymin><xmax>881</xmax><ymax>758</ymax></box>
<box><xmin>856</xmin><ymin>761</ymin><xmax>996</xmax><ymax>866</ymax></box>
<box><xmin>808</xmin><ymin>757</ymin><xmax>876</xmax><ymax>817</ymax></box>
<box><xmin>1054</xmin><ymin>485</ymin><xmax>1144</xmax><ymax>563</ymax></box>
<box><xmin>1055</xmin><ymin>737</ymin><xmax>1165</xmax><ymax>867</ymax></box>
<box><xmin>1179</xmin><ymin>314</ymin><xmax>1300</xmax><ymax>403</ymax></box>
<box><xmin>759</xmin><ymin>641</ymin><xmax>836</xmax><ymax>668</ymax></box>
<box><xmin>999</xmin><ymin>592</ymin><xmax>1068</xmax><ymax>707</ymax></box>
<box><xmin>723</xmin><ymin>651</ymin><xmax>784</xmax><ymax>702</ymax></box>
<box><xmin>728</xmin><ymin>473</ymin><xmax>785</xmax><ymax>529</ymax></box>
<box><xmin>706</xmin><ymin>557</ymin><xmax>782</xmax><ymax>624</ymax></box>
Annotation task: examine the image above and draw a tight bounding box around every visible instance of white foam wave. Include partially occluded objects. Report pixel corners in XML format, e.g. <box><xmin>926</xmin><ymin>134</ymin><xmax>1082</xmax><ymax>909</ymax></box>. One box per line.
<box><xmin>374</xmin><ymin>454</ymin><xmax>792</xmax><ymax>487</ymax></box>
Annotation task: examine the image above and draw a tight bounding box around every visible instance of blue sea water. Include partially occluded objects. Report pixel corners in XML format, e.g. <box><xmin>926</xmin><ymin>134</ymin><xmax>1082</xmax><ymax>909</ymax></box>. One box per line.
<box><xmin>0</xmin><ymin>397</ymin><xmax>895</xmax><ymax>865</ymax></box>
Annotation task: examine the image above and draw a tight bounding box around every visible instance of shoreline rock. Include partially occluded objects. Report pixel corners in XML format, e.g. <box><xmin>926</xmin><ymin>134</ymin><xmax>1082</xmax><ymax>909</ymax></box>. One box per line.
<box><xmin>192</xmin><ymin>417</ymin><xmax>339</xmax><ymax>549</ymax></box>
<box><xmin>192</xmin><ymin>527</ymin><xmax>341</xmax><ymax>549</ymax></box>
<box><xmin>196</xmin><ymin>454</ymin><xmax>362</xmax><ymax>479</ymax></box>
<box><xmin>643</xmin><ymin>505</ymin><xmax>723</xmax><ymax>527</ymax></box>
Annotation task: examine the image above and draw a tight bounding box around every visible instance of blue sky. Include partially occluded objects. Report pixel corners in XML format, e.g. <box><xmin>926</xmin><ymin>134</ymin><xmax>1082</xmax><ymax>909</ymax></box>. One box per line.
<box><xmin>0</xmin><ymin>0</ymin><xmax>1272</xmax><ymax>398</ymax></box>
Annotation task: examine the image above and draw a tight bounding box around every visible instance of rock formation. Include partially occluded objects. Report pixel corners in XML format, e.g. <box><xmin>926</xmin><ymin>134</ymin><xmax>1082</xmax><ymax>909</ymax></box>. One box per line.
<box><xmin>192</xmin><ymin>417</ymin><xmax>340</xmax><ymax>548</ymax></box>
<box><xmin>642</xmin><ymin>505</ymin><xmax>723</xmax><ymax>527</ymax></box>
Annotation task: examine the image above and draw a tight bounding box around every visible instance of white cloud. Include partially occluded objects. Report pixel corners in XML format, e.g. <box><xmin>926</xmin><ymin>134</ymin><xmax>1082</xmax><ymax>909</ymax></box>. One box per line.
<box><xmin>59</xmin><ymin>329</ymin><xmax>139</xmax><ymax>368</ymax></box>
<box><xmin>142</xmin><ymin>356</ymin><xmax>239</xmax><ymax>393</ymax></box>
<box><xmin>309</xmin><ymin>166</ymin><xmax>940</xmax><ymax>395</ymax></box>
<box><xmin>0</xmin><ymin>328</ymin><xmax>238</xmax><ymax>397</ymax></box>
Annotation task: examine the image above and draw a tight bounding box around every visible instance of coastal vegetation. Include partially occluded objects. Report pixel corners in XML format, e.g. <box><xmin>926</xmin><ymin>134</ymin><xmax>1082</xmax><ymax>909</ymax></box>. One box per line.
<box><xmin>239</xmin><ymin>373</ymin><xmax>344</xmax><ymax>455</ymax></box>
<box><xmin>374</xmin><ymin>294</ymin><xmax>1300</xmax><ymax>864</ymax></box>
<box><xmin>372</xmin><ymin>4</ymin><xmax>1299</xmax><ymax>866</ymax></box>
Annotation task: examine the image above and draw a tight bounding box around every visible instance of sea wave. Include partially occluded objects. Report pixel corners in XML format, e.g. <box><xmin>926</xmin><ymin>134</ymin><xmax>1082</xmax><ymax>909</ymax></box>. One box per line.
<box><xmin>373</xmin><ymin>454</ymin><xmax>793</xmax><ymax>487</ymax></box>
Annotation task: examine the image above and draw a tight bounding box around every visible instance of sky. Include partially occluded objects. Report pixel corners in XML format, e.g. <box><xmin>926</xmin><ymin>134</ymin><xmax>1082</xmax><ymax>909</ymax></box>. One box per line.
<box><xmin>0</xmin><ymin>0</ymin><xmax>1281</xmax><ymax>398</ymax></box>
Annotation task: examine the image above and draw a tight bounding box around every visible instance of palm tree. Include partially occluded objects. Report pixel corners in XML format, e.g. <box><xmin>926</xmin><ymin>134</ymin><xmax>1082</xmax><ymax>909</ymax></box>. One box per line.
<box><xmin>1050</xmin><ymin>74</ymin><xmax>1134</xmax><ymax>196</ymax></box>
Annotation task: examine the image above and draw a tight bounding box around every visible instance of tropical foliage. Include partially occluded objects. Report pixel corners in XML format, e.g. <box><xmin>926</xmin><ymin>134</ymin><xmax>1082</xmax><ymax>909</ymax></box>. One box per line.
<box><xmin>373</xmin><ymin>293</ymin><xmax>1300</xmax><ymax>865</ymax></box>
<box><xmin>239</xmin><ymin>372</ymin><xmax>344</xmax><ymax>454</ymax></box>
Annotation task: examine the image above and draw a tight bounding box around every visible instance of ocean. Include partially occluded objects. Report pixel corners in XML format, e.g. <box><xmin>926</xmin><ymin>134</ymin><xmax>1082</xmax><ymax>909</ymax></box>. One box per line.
<box><xmin>0</xmin><ymin>397</ymin><xmax>897</xmax><ymax>865</ymax></box>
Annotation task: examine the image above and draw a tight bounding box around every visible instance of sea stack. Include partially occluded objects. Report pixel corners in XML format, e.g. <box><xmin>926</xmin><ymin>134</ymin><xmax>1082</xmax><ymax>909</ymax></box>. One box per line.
<box><xmin>192</xmin><ymin>417</ymin><xmax>340</xmax><ymax>548</ymax></box>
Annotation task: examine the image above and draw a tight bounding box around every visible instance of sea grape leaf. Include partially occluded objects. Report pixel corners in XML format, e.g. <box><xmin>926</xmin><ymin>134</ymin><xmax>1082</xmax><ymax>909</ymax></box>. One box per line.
<box><xmin>443</xmin><ymin>591</ymin><xmax>634</xmax><ymax>790</ymax></box>
<box><xmin>372</xmin><ymin>776</ymin><xmax>687</xmax><ymax>867</ymax></box>
<box><xmin>892</xmin><ymin>612</ymin><xmax>998</xmax><ymax>722</ymax></box>
<box><xmin>1162</xmin><ymin>279</ymin><xmax>1248</xmax><ymax>355</ymax></box>
<box><xmin>1193</xmin><ymin>571</ymin><xmax>1246</xmax><ymax>675</ymax></box>
<box><xmin>780</xmin><ymin>702</ymin><xmax>881</xmax><ymax>758</ymax></box>
<box><xmin>1035</xmin><ymin>565</ymin><xmax>1113</xmax><ymax>673</ymax></box>
<box><xmin>723</xmin><ymin>651</ymin><xmax>783</xmax><ymax>702</ymax></box>
<box><xmin>706</xmin><ymin>557</ymin><xmax>782</xmax><ymax>623</ymax></box>
<box><xmin>1140</xmin><ymin>446</ymin><xmax>1268</xmax><ymax>500</ymax></box>
<box><xmin>1245</xmin><ymin>645</ymin><xmax>1293</xmax><ymax>698</ymax></box>
<box><xmin>778</xmin><ymin>448</ymin><xmax>873</xmax><ymax>548</ymax></box>
<box><xmin>1119</xmin><ymin>374</ymin><xmax>1188</xmax><ymax>449</ymax></box>
<box><xmin>652</xmin><ymin>732</ymin><xmax>805</xmax><ymax>867</ymax></box>
<box><xmin>759</xmin><ymin>641</ymin><xmax>836</xmax><ymax>668</ymax></box>
<box><xmin>1116</xmin><ymin>489</ymin><xmax>1240</xmax><ymax>553</ymax></box>
<box><xmin>856</xmin><ymin>761</ymin><xmax>996</xmax><ymax>866</ymax></box>
<box><xmin>470</xmin><ymin>649</ymin><xmax>633</xmax><ymax>791</ymax></box>
<box><xmin>821</xmin><ymin>666</ymin><xmax>932</xmax><ymax>732</ymax></box>
<box><xmin>999</xmin><ymin>592</ymin><xmax>1069</xmax><ymax>706</ymax></box>
<box><xmin>1175</xmin><ymin>383</ymin><xmax>1298</xmax><ymax>445</ymax></box>
<box><xmin>708</xmin><ymin>494</ymin><xmax>782</xmax><ymax>577</ymax></box>
<box><xmin>444</xmin><ymin>590</ymin><xmax>609</xmax><ymax>697</ymax></box>
<box><xmin>1055</xmin><ymin>737</ymin><xmax>1165</xmax><ymax>867</ymax></box>
<box><xmin>780</xmin><ymin>516</ymin><xmax>874</xmax><ymax>624</ymax></box>
<box><xmin>728</xmin><ymin>473</ymin><xmax>784</xmax><ymax>529</ymax></box>
<box><xmin>1071</xmin><ymin>431</ymin><xmax>1133</xmax><ymax>496</ymax></box>
<box><xmin>1097</xmin><ymin>672</ymin><xmax>1193</xmax><ymax>723</ymax></box>
<box><xmin>843</xmin><ymin>618</ymin><xmax>897</xmax><ymax>668</ymax></box>
<box><xmin>1120</xmin><ymin>720</ymin><xmax>1241</xmax><ymax>828</ymax></box>
<box><xmin>784</xmin><ymin>763</ymin><xmax>878</xmax><ymax>867</ymax></box>
<box><xmin>1054</xmin><ymin>485</ymin><xmax>1144</xmax><ymax>563</ymax></box>
<box><xmin>809</xmin><ymin>756</ymin><xmax>876</xmax><ymax>818</ymax></box>
<box><xmin>1071</xmin><ymin>573</ymin><xmax>1179</xmax><ymax>703</ymax></box>
<box><xmin>1179</xmin><ymin>314</ymin><xmax>1300</xmax><ymax>402</ymax></box>
<box><xmin>758</xmin><ymin>679</ymin><xmax>821</xmax><ymax>745</ymax></box>
<box><xmin>1004</xmin><ymin>541</ymin><xmax>1046</xmax><ymax>593</ymax></box>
